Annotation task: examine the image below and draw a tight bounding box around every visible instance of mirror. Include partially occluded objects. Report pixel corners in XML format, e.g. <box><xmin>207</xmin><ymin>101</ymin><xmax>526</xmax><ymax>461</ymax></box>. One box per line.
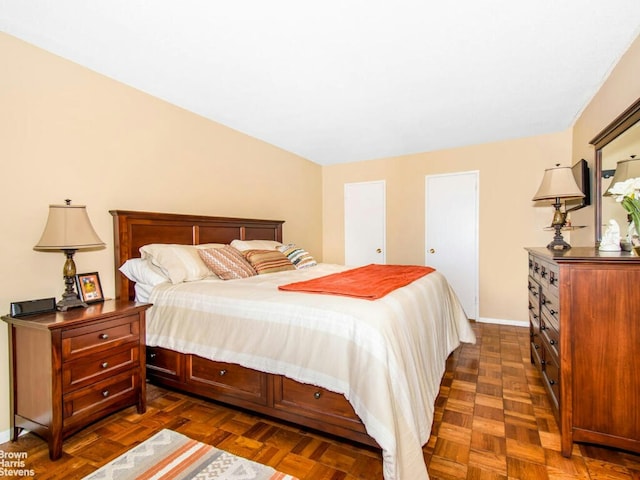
<box><xmin>591</xmin><ymin>98</ymin><xmax>640</xmax><ymax>244</ymax></box>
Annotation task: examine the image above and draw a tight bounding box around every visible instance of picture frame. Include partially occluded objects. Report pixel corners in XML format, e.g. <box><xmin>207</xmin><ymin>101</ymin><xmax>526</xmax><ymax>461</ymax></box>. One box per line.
<box><xmin>75</xmin><ymin>272</ymin><xmax>104</xmax><ymax>303</ymax></box>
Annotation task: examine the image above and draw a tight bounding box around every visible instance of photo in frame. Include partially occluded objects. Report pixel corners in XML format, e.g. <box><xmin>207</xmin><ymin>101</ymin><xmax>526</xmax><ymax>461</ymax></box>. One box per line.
<box><xmin>76</xmin><ymin>272</ymin><xmax>104</xmax><ymax>303</ymax></box>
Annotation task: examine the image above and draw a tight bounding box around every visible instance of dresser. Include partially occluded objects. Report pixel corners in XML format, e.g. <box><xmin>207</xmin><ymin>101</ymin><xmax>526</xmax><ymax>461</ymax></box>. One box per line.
<box><xmin>2</xmin><ymin>300</ymin><xmax>151</xmax><ymax>459</ymax></box>
<box><xmin>527</xmin><ymin>247</ymin><xmax>640</xmax><ymax>456</ymax></box>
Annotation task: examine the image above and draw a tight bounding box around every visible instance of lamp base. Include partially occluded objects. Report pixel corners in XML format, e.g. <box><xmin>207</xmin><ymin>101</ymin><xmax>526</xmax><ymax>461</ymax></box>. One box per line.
<box><xmin>547</xmin><ymin>224</ymin><xmax>571</xmax><ymax>250</ymax></box>
<box><xmin>57</xmin><ymin>291</ymin><xmax>88</xmax><ymax>311</ymax></box>
<box><xmin>57</xmin><ymin>268</ymin><xmax>88</xmax><ymax>311</ymax></box>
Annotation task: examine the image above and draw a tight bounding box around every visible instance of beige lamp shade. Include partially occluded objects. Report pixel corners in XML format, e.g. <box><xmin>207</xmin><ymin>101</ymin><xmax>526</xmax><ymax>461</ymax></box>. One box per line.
<box><xmin>532</xmin><ymin>165</ymin><xmax>585</xmax><ymax>201</ymax></box>
<box><xmin>34</xmin><ymin>203</ymin><xmax>105</xmax><ymax>250</ymax></box>
<box><xmin>604</xmin><ymin>157</ymin><xmax>640</xmax><ymax>196</ymax></box>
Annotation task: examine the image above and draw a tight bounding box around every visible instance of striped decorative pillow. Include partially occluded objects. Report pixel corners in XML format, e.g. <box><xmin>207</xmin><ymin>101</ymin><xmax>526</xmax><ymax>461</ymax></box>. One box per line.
<box><xmin>242</xmin><ymin>249</ymin><xmax>296</xmax><ymax>275</ymax></box>
<box><xmin>277</xmin><ymin>244</ymin><xmax>317</xmax><ymax>269</ymax></box>
<box><xmin>198</xmin><ymin>246</ymin><xmax>256</xmax><ymax>280</ymax></box>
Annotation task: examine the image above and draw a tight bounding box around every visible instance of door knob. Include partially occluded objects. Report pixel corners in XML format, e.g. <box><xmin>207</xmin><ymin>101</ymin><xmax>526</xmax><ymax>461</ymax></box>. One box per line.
<box><xmin>429</xmin><ymin>248</ymin><xmax>435</xmax><ymax>254</ymax></box>
<box><xmin>376</xmin><ymin>248</ymin><xmax>382</xmax><ymax>253</ymax></box>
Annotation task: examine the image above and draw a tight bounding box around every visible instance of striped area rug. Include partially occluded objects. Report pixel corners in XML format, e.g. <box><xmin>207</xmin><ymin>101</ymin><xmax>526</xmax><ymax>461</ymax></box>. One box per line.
<box><xmin>83</xmin><ymin>429</ymin><xmax>298</xmax><ymax>480</ymax></box>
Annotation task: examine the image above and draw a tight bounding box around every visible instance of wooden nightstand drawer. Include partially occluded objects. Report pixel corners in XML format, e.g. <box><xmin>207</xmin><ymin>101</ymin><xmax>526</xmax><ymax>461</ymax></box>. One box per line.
<box><xmin>63</xmin><ymin>345</ymin><xmax>140</xmax><ymax>392</ymax></box>
<box><xmin>62</xmin><ymin>315</ymin><xmax>140</xmax><ymax>361</ymax></box>
<box><xmin>63</xmin><ymin>370</ymin><xmax>140</xmax><ymax>431</ymax></box>
<box><xmin>186</xmin><ymin>356</ymin><xmax>268</xmax><ymax>405</ymax></box>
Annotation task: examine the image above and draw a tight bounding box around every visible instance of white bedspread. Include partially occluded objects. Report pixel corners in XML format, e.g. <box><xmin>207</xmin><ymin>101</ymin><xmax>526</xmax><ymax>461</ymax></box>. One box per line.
<box><xmin>146</xmin><ymin>264</ymin><xmax>475</xmax><ymax>480</ymax></box>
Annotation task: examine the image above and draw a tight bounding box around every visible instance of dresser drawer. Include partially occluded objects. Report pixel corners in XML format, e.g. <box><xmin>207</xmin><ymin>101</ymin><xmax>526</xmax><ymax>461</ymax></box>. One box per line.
<box><xmin>186</xmin><ymin>356</ymin><xmax>268</xmax><ymax>405</ymax></box>
<box><xmin>63</xmin><ymin>345</ymin><xmax>139</xmax><ymax>392</ymax></box>
<box><xmin>528</xmin><ymin>277</ymin><xmax>540</xmax><ymax>307</ymax></box>
<box><xmin>273</xmin><ymin>376</ymin><xmax>361</xmax><ymax>424</ymax></box>
<box><xmin>541</xmin><ymin>314</ymin><xmax>560</xmax><ymax>362</ymax></box>
<box><xmin>62</xmin><ymin>315</ymin><xmax>140</xmax><ymax>361</ymax></box>
<box><xmin>540</xmin><ymin>290</ymin><xmax>559</xmax><ymax>331</ymax></box>
<box><xmin>547</xmin><ymin>264</ymin><xmax>560</xmax><ymax>297</ymax></box>
<box><xmin>542</xmin><ymin>354</ymin><xmax>560</xmax><ymax>411</ymax></box>
<box><xmin>62</xmin><ymin>370</ymin><xmax>140</xmax><ymax>431</ymax></box>
<box><xmin>530</xmin><ymin>255</ymin><xmax>543</xmax><ymax>282</ymax></box>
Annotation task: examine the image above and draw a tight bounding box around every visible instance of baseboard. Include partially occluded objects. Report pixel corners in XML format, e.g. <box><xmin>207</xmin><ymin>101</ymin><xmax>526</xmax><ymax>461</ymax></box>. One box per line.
<box><xmin>476</xmin><ymin>316</ymin><xmax>528</xmax><ymax>327</ymax></box>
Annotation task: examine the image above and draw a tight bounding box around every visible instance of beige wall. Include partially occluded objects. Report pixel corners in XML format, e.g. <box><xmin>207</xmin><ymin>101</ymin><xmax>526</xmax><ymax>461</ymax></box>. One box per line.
<box><xmin>0</xmin><ymin>33</ymin><xmax>322</xmax><ymax>437</ymax></box>
<box><xmin>322</xmin><ymin>130</ymin><xmax>572</xmax><ymax>322</ymax></box>
<box><xmin>570</xmin><ymin>34</ymin><xmax>640</xmax><ymax>246</ymax></box>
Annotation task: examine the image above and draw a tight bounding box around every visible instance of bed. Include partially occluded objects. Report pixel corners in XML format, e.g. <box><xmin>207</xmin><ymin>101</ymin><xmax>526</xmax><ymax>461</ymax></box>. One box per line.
<box><xmin>110</xmin><ymin>210</ymin><xmax>476</xmax><ymax>480</ymax></box>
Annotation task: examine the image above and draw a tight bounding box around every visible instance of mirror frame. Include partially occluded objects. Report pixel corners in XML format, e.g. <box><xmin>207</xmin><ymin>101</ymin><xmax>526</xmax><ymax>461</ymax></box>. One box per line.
<box><xmin>590</xmin><ymin>97</ymin><xmax>640</xmax><ymax>245</ymax></box>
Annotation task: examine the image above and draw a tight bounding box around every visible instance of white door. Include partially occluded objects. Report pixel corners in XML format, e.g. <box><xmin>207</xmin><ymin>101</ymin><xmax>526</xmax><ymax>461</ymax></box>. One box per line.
<box><xmin>425</xmin><ymin>172</ymin><xmax>479</xmax><ymax>319</ymax></box>
<box><xmin>344</xmin><ymin>181</ymin><xmax>386</xmax><ymax>266</ymax></box>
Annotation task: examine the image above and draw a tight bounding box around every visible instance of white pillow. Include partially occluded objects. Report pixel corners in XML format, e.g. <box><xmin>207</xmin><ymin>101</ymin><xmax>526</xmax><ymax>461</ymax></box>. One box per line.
<box><xmin>119</xmin><ymin>258</ymin><xmax>169</xmax><ymax>286</ymax></box>
<box><xmin>139</xmin><ymin>243</ymin><xmax>224</xmax><ymax>284</ymax></box>
<box><xmin>230</xmin><ymin>239</ymin><xmax>283</xmax><ymax>252</ymax></box>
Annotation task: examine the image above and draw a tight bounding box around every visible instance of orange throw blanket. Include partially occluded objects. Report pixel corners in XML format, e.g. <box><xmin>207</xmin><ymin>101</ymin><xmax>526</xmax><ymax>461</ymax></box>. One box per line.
<box><xmin>278</xmin><ymin>264</ymin><xmax>435</xmax><ymax>300</ymax></box>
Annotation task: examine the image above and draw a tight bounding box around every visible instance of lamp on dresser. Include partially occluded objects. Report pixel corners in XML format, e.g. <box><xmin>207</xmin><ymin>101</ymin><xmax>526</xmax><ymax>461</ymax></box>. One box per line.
<box><xmin>532</xmin><ymin>164</ymin><xmax>585</xmax><ymax>250</ymax></box>
<box><xmin>34</xmin><ymin>199</ymin><xmax>105</xmax><ymax>311</ymax></box>
<box><xmin>604</xmin><ymin>155</ymin><xmax>640</xmax><ymax>196</ymax></box>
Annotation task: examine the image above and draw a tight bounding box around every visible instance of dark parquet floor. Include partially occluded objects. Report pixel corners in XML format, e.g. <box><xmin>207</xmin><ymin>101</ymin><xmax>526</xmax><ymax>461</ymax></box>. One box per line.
<box><xmin>2</xmin><ymin>322</ymin><xmax>640</xmax><ymax>479</ymax></box>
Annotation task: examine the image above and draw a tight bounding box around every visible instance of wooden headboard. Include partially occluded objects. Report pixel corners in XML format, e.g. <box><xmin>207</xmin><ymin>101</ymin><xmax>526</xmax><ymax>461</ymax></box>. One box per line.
<box><xmin>110</xmin><ymin>210</ymin><xmax>284</xmax><ymax>301</ymax></box>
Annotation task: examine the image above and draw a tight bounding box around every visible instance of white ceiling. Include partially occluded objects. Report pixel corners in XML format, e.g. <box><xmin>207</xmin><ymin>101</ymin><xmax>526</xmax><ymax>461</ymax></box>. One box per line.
<box><xmin>2</xmin><ymin>1</ymin><xmax>640</xmax><ymax>165</ymax></box>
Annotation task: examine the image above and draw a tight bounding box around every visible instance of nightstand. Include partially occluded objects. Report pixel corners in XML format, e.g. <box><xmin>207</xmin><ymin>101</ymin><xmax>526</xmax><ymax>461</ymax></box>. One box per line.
<box><xmin>2</xmin><ymin>300</ymin><xmax>151</xmax><ymax>460</ymax></box>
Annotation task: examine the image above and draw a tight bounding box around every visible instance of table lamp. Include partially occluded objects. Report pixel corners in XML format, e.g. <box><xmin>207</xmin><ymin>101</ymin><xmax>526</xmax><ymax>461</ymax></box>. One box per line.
<box><xmin>532</xmin><ymin>164</ymin><xmax>585</xmax><ymax>250</ymax></box>
<box><xmin>34</xmin><ymin>200</ymin><xmax>105</xmax><ymax>311</ymax></box>
<box><xmin>604</xmin><ymin>155</ymin><xmax>640</xmax><ymax>196</ymax></box>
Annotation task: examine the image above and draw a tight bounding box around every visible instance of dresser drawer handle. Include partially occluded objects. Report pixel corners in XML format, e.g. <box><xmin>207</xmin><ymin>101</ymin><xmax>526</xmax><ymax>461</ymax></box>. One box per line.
<box><xmin>540</xmin><ymin>325</ymin><xmax>546</xmax><ymax>330</ymax></box>
<box><xmin>549</xmin><ymin>379</ymin><xmax>555</xmax><ymax>386</ymax></box>
<box><xmin>550</xmin><ymin>309</ymin><xmax>557</xmax><ymax>316</ymax></box>
<box><xmin>102</xmin><ymin>390</ymin><xmax>109</xmax><ymax>398</ymax></box>
<box><xmin>313</xmin><ymin>391</ymin><xmax>322</xmax><ymax>400</ymax></box>
<box><xmin>549</xmin><ymin>339</ymin><xmax>556</xmax><ymax>346</ymax></box>
<box><xmin>101</xmin><ymin>362</ymin><xmax>109</xmax><ymax>369</ymax></box>
<box><xmin>99</xmin><ymin>333</ymin><xmax>109</xmax><ymax>340</ymax></box>
<box><xmin>219</xmin><ymin>369</ymin><xmax>227</xmax><ymax>376</ymax></box>
<box><xmin>149</xmin><ymin>352</ymin><xmax>156</xmax><ymax>359</ymax></box>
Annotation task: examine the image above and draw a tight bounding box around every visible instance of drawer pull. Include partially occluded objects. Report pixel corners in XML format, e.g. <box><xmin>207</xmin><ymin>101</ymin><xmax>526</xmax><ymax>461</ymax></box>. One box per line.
<box><xmin>313</xmin><ymin>391</ymin><xmax>322</xmax><ymax>400</ymax></box>
<box><xmin>549</xmin><ymin>379</ymin><xmax>555</xmax><ymax>386</ymax></box>
<box><xmin>99</xmin><ymin>333</ymin><xmax>109</xmax><ymax>340</ymax></box>
<box><xmin>549</xmin><ymin>339</ymin><xmax>556</xmax><ymax>346</ymax></box>
<box><xmin>102</xmin><ymin>390</ymin><xmax>109</xmax><ymax>398</ymax></box>
<box><xmin>534</xmin><ymin>344</ymin><xmax>540</xmax><ymax>350</ymax></box>
<box><xmin>550</xmin><ymin>309</ymin><xmax>557</xmax><ymax>316</ymax></box>
<box><xmin>149</xmin><ymin>352</ymin><xmax>156</xmax><ymax>359</ymax></box>
<box><xmin>540</xmin><ymin>325</ymin><xmax>546</xmax><ymax>330</ymax></box>
<box><xmin>101</xmin><ymin>362</ymin><xmax>109</xmax><ymax>369</ymax></box>
<box><xmin>219</xmin><ymin>369</ymin><xmax>227</xmax><ymax>376</ymax></box>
